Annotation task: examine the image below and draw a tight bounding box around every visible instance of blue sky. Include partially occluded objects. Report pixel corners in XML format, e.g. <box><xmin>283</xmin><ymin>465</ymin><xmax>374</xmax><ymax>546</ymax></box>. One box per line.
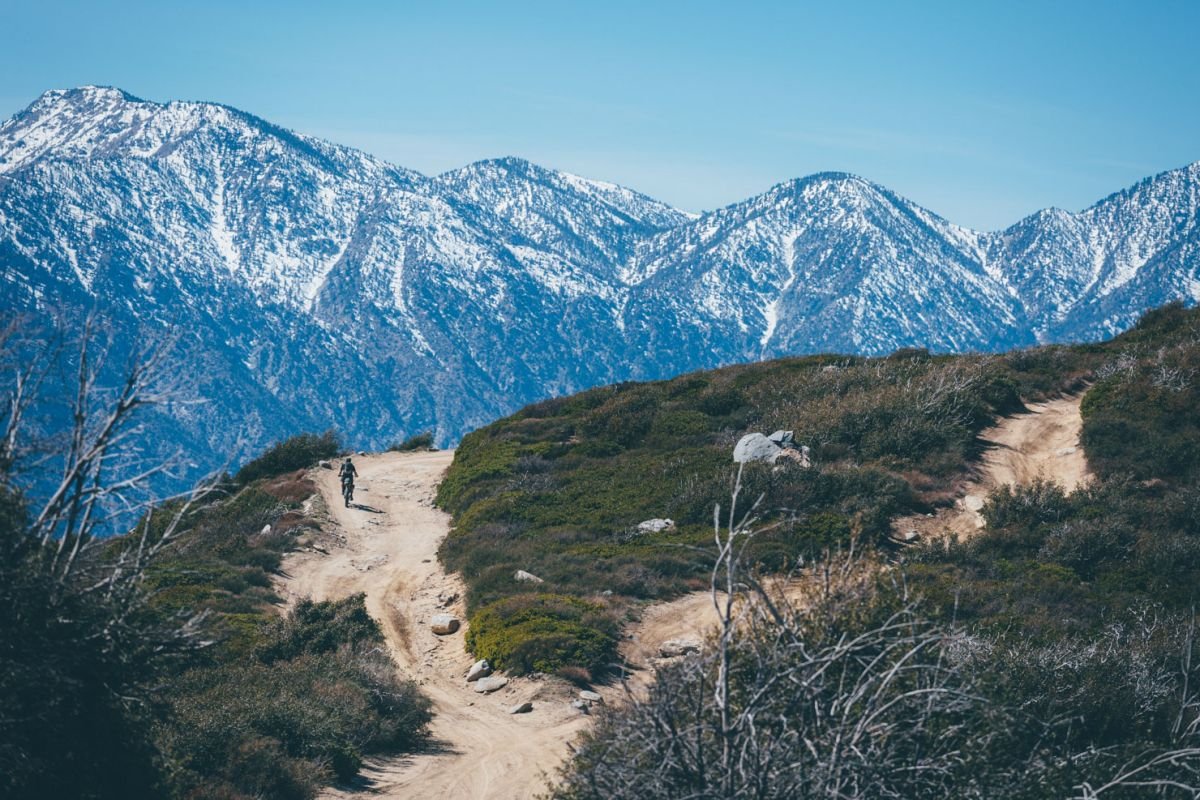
<box><xmin>2</xmin><ymin>0</ymin><xmax>1197</xmax><ymax>230</ymax></box>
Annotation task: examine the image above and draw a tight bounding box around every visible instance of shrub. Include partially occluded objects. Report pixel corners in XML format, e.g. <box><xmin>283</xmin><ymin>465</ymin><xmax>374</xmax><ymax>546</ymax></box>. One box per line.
<box><xmin>234</xmin><ymin>431</ymin><xmax>340</xmax><ymax>485</ymax></box>
<box><xmin>389</xmin><ymin>431</ymin><xmax>435</xmax><ymax>451</ymax></box>
<box><xmin>162</xmin><ymin>595</ymin><xmax>431</xmax><ymax>798</ymax></box>
<box><xmin>465</xmin><ymin>593</ymin><xmax>618</xmax><ymax>675</ymax></box>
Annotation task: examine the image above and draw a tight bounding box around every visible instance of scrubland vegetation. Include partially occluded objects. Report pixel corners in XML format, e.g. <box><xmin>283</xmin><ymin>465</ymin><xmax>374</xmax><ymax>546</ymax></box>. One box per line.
<box><xmin>0</xmin><ymin>325</ymin><xmax>428</xmax><ymax>800</ymax></box>
<box><xmin>437</xmin><ymin>324</ymin><xmax>1098</xmax><ymax>676</ymax></box>
<box><xmin>441</xmin><ymin>303</ymin><xmax>1200</xmax><ymax>796</ymax></box>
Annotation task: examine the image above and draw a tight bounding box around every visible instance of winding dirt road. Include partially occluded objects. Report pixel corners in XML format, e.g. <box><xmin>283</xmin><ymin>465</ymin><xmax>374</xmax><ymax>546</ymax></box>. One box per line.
<box><xmin>278</xmin><ymin>395</ymin><xmax>1093</xmax><ymax>797</ymax></box>
<box><xmin>279</xmin><ymin>451</ymin><xmax>587</xmax><ymax>800</ymax></box>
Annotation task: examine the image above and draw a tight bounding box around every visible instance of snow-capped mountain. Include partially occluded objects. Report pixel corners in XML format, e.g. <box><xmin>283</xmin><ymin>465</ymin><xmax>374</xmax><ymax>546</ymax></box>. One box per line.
<box><xmin>1</xmin><ymin>86</ymin><xmax>1197</xmax><ymax>480</ymax></box>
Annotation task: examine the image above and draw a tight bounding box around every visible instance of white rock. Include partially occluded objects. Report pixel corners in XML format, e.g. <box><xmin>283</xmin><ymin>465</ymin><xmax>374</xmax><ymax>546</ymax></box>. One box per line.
<box><xmin>636</xmin><ymin>518</ymin><xmax>675</xmax><ymax>534</ymax></box>
<box><xmin>963</xmin><ymin>495</ymin><xmax>986</xmax><ymax>513</ymax></box>
<box><xmin>318</xmin><ymin>460</ymin><xmax>332</xmax><ymax>469</ymax></box>
<box><xmin>260</xmin><ymin>524</ymin><xmax>272</xmax><ymax>536</ymax></box>
<box><xmin>659</xmin><ymin>638</ymin><xmax>702</xmax><ymax>658</ymax></box>
<box><xmin>466</xmin><ymin>659</ymin><xmax>491</xmax><ymax>682</ymax></box>
<box><xmin>733</xmin><ymin>433</ymin><xmax>782</xmax><ymax>464</ymax></box>
<box><xmin>473</xmin><ymin>676</ymin><xmax>508</xmax><ymax>693</ymax></box>
<box><xmin>767</xmin><ymin>430</ymin><xmax>795</xmax><ymax>446</ymax></box>
<box><xmin>514</xmin><ymin>569</ymin><xmax>544</xmax><ymax>584</ymax></box>
<box><xmin>430</xmin><ymin>614</ymin><xmax>460</xmax><ymax>635</ymax></box>
<box><xmin>579</xmin><ymin>690</ymin><xmax>603</xmax><ymax>704</ymax></box>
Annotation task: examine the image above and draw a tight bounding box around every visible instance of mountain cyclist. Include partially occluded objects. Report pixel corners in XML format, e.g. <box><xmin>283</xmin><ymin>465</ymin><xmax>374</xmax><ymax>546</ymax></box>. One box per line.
<box><xmin>338</xmin><ymin>456</ymin><xmax>358</xmax><ymax>507</ymax></box>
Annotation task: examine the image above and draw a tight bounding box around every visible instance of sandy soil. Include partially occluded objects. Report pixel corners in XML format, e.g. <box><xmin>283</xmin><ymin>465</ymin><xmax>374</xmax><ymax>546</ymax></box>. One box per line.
<box><xmin>894</xmin><ymin>393</ymin><xmax>1093</xmax><ymax>541</ymax></box>
<box><xmin>279</xmin><ymin>451</ymin><xmax>588</xmax><ymax>800</ymax></box>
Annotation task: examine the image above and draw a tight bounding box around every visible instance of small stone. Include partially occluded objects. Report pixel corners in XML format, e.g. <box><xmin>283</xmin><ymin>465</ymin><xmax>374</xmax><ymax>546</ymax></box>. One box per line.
<box><xmin>636</xmin><ymin>518</ymin><xmax>675</xmax><ymax>534</ymax></box>
<box><xmin>570</xmin><ymin>699</ymin><xmax>590</xmax><ymax>714</ymax></box>
<box><xmin>430</xmin><ymin>614</ymin><xmax>460</xmax><ymax>635</ymax></box>
<box><xmin>659</xmin><ymin>638</ymin><xmax>702</xmax><ymax>658</ymax></box>
<box><xmin>473</xmin><ymin>676</ymin><xmax>509</xmax><ymax>694</ymax></box>
<box><xmin>318</xmin><ymin>460</ymin><xmax>332</xmax><ymax>469</ymax></box>
<box><xmin>579</xmin><ymin>690</ymin><xmax>603</xmax><ymax>705</ymax></box>
<box><xmin>514</xmin><ymin>569</ymin><xmax>544</xmax><ymax>584</ymax></box>
<box><xmin>466</xmin><ymin>659</ymin><xmax>491</xmax><ymax>682</ymax></box>
<box><xmin>509</xmin><ymin>701</ymin><xmax>533</xmax><ymax>714</ymax></box>
<box><xmin>260</xmin><ymin>524</ymin><xmax>272</xmax><ymax>536</ymax></box>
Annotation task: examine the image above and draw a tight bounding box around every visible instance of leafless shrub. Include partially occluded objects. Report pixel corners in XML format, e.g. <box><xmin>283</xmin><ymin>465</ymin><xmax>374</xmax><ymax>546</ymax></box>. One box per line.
<box><xmin>555</xmin><ymin>467</ymin><xmax>997</xmax><ymax>799</ymax></box>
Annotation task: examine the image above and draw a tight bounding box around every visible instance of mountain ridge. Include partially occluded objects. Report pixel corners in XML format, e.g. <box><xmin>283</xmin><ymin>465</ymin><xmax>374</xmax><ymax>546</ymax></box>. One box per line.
<box><xmin>2</xmin><ymin>86</ymin><xmax>1198</xmax><ymax>482</ymax></box>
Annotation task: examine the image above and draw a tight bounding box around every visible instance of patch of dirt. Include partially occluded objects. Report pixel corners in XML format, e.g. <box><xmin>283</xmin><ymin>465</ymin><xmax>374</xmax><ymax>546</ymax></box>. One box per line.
<box><xmin>893</xmin><ymin>393</ymin><xmax>1093</xmax><ymax>542</ymax></box>
<box><xmin>278</xmin><ymin>451</ymin><xmax>588</xmax><ymax>800</ymax></box>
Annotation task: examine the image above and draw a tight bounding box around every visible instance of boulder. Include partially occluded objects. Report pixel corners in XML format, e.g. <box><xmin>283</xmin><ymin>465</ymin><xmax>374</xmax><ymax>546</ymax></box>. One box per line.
<box><xmin>570</xmin><ymin>699</ymin><xmax>590</xmax><ymax>714</ymax></box>
<box><xmin>473</xmin><ymin>676</ymin><xmax>508</xmax><ymax>694</ymax></box>
<box><xmin>466</xmin><ymin>659</ymin><xmax>491</xmax><ymax>682</ymax></box>
<box><xmin>733</xmin><ymin>433</ymin><xmax>782</xmax><ymax>464</ymax></box>
<box><xmin>767</xmin><ymin>430</ymin><xmax>795</xmax><ymax>447</ymax></box>
<box><xmin>430</xmin><ymin>614</ymin><xmax>460</xmax><ymax>635</ymax></box>
<box><xmin>579</xmin><ymin>690</ymin><xmax>603</xmax><ymax>705</ymax></box>
<box><xmin>260</xmin><ymin>524</ymin><xmax>272</xmax><ymax>536</ymax></box>
<box><xmin>514</xmin><ymin>569</ymin><xmax>544</xmax><ymax>584</ymax></box>
<box><xmin>636</xmin><ymin>518</ymin><xmax>675</xmax><ymax>534</ymax></box>
<box><xmin>318</xmin><ymin>459</ymin><xmax>332</xmax><ymax>469</ymax></box>
<box><xmin>509</xmin><ymin>701</ymin><xmax>533</xmax><ymax>714</ymax></box>
<box><xmin>659</xmin><ymin>638</ymin><xmax>702</xmax><ymax>658</ymax></box>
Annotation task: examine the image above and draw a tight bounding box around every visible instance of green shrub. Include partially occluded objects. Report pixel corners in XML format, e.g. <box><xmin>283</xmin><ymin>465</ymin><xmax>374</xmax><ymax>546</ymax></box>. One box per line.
<box><xmin>234</xmin><ymin>431</ymin><xmax>340</xmax><ymax>485</ymax></box>
<box><xmin>162</xmin><ymin>595</ymin><xmax>431</xmax><ymax>799</ymax></box>
<box><xmin>466</xmin><ymin>593</ymin><xmax>618</xmax><ymax>675</ymax></box>
<box><xmin>389</xmin><ymin>431</ymin><xmax>435</xmax><ymax>451</ymax></box>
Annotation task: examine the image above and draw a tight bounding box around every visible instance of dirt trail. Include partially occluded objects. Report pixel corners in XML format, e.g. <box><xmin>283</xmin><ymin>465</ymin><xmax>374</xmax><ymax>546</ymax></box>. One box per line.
<box><xmin>894</xmin><ymin>393</ymin><xmax>1093</xmax><ymax>541</ymax></box>
<box><xmin>279</xmin><ymin>451</ymin><xmax>587</xmax><ymax>800</ymax></box>
<box><xmin>627</xmin><ymin>393</ymin><xmax>1095</xmax><ymax>667</ymax></box>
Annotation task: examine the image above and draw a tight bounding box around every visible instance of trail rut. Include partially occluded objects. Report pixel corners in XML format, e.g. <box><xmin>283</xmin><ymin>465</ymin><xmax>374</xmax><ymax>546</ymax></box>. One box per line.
<box><xmin>279</xmin><ymin>451</ymin><xmax>587</xmax><ymax>800</ymax></box>
<box><xmin>894</xmin><ymin>393</ymin><xmax>1093</xmax><ymax>541</ymax></box>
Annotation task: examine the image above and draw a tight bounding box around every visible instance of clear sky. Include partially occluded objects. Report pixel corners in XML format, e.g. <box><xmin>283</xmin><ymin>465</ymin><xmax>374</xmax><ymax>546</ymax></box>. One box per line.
<box><xmin>2</xmin><ymin>0</ymin><xmax>1198</xmax><ymax>230</ymax></box>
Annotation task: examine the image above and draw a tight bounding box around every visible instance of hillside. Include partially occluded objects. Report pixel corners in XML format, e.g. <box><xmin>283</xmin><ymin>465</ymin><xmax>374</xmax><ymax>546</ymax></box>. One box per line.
<box><xmin>437</xmin><ymin>304</ymin><xmax>1197</xmax><ymax>672</ymax></box>
<box><xmin>437</xmin><ymin>303</ymin><xmax>1200</xmax><ymax>797</ymax></box>
<box><xmin>3</xmin><ymin>86</ymin><xmax>1200</xmax><ymax>490</ymax></box>
<box><xmin>0</xmin><ymin>432</ymin><xmax>432</xmax><ymax>800</ymax></box>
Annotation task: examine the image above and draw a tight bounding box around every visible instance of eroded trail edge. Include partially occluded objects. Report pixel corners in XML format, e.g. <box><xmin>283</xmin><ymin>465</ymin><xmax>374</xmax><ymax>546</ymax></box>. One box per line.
<box><xmin>894</xmin><ymin>393</ymin><xmax>1093</xmax><ymax>541</ymax></box>
<box><xmin>280</xmin><ymin>451</ymin><xmax>588</xmax><ymax>800</ymax></box>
